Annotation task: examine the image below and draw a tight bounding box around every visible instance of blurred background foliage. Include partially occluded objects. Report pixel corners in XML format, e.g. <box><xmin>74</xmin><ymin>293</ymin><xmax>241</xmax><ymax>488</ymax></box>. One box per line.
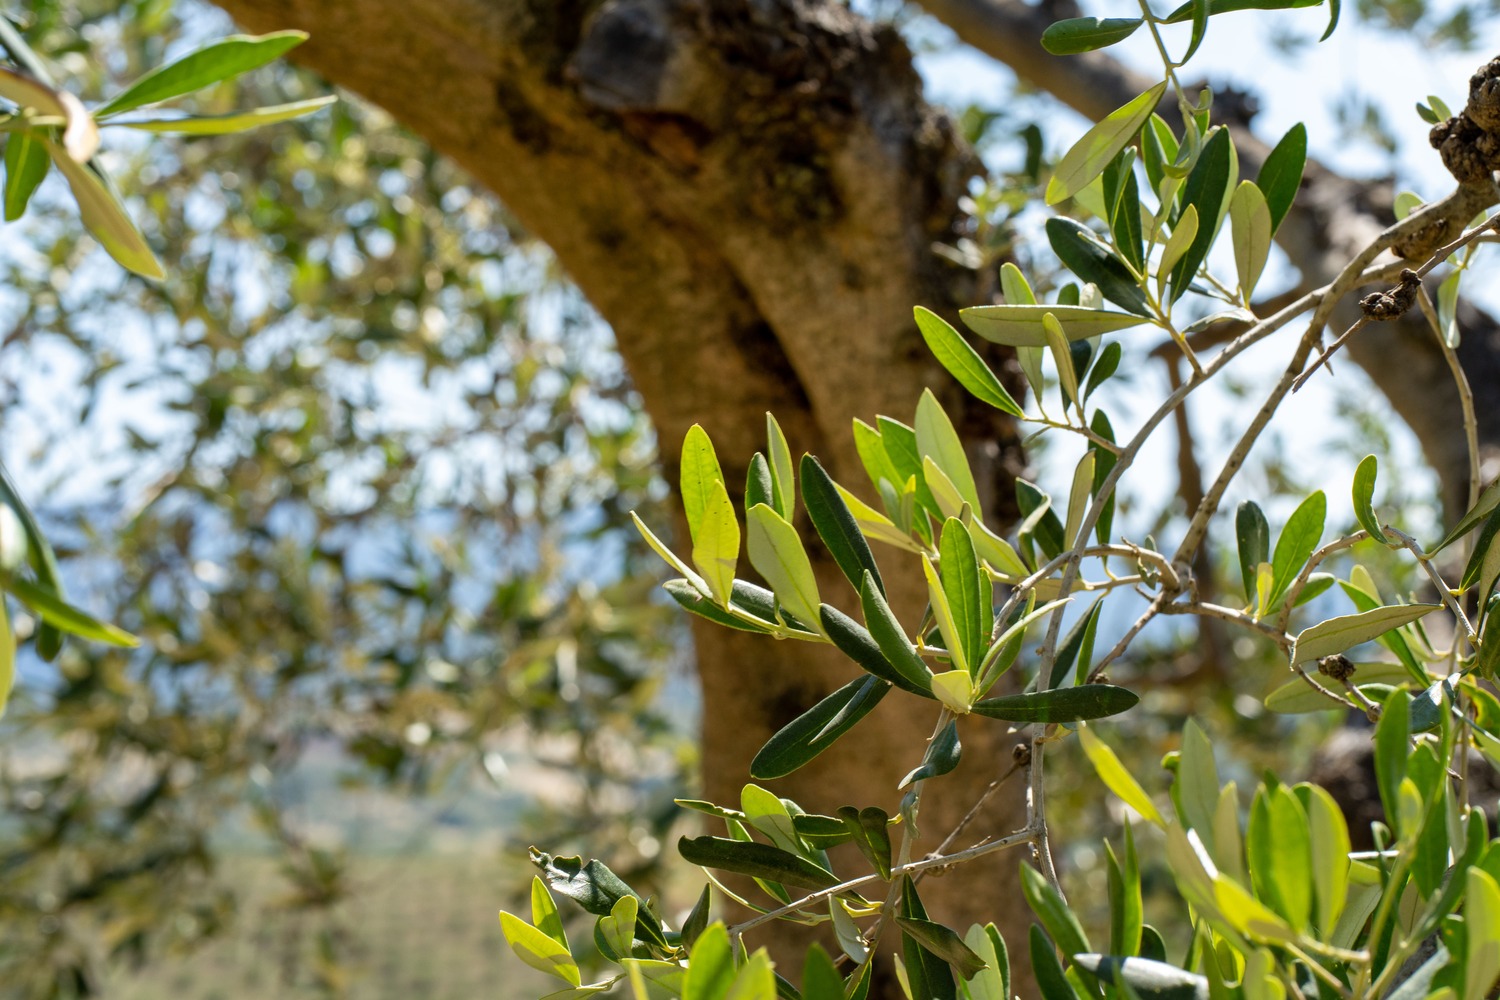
<box><xmin>0</xmin><ymin>0</ymin><xmax>1492</xmax><ymax>997</ymax></box>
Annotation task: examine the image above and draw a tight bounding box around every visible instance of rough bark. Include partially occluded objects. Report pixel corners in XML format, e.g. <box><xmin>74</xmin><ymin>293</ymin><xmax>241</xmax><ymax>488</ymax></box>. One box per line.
<box><xmin>207</xmin><ymin>0</ymin><xmax>1032</xmax><ymax>989</ymax></box>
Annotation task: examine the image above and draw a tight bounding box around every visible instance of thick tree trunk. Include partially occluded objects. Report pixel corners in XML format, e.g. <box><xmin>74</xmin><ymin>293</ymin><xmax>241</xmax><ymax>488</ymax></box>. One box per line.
<box><xmin>209</xmin><ymin>0</ymin><xmax>1033</xmax><ymax>990</ymax></box>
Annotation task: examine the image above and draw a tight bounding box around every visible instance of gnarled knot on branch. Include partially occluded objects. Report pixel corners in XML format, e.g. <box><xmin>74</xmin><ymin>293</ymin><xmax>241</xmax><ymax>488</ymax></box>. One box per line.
<box><xmin>1429</xmin><ymin>56</ymin><xmax>1500</xmax><ymax>183</ymax></box>
<box><xmin>1316</xmin><ymin>653</ymin><xmax>1356</xmax><ymax>682</ymax></box>
<box><xmin>1359</xmin><ymin>269</ymin><xmax>1421</xmax><ymax>320</ymax></box>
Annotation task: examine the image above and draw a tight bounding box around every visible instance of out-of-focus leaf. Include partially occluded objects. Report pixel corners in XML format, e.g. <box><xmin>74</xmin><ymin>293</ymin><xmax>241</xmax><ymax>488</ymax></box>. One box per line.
<box><xmin>96</xmin><ymin>31</ymin><xmax>310</xmax><ymax>116</ymax></box>
<box><xmin>1040</xmin><ymin>16</ymin><xmax>1143</xmax><ymax>54</ymax></box>
<box><xmin>4</xmin><ymin>576</ymin><xmax>138</xmax><ymax>647</ymax></box>
<box><xmin>42</xmin><ymin>141</ymin><xmax>163</xmax><ymax>278</ymax></box>
<box><xmin>1073</xmin><ymin>956</ymin><xmax>1209</xmax><ymax>1000</ymax></box>
<box><xmin>499</xmin><ymin>911</ymin><xmax>582</xmax><ymax>986</ymax></box>
<box><xmin>1079</xmin><ymin>724</ymin><xmax>1165</xmax><ymax>825</ymax></box>
<box><xmin>109</xmin><ymin>96</ymin><xmax>336</xmax><ymax>134</ymax></box>
<box><xmin>3</xmin><ymin>129</ymin><xmax>49</xmax><ymax>221</ymax></box>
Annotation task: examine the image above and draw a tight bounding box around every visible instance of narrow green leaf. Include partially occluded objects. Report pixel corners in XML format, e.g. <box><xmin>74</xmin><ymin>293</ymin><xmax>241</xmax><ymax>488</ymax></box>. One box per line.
<box><xmin>838</xmin><ymin>806</ymin><xmax>893</xmax><ymax>880</ymax></box>
<box><xmin>1084</xmin><ymin>343</ymin><xmax>1122</xmax><ymax>401</ymax></box>
<box><xmin>1321</xmin><ymin>0</ymin><xmax>1341</xmax><ymax>41</ymax></box>
<box><xmin>899</xmin><ymin>877</ymin><xmax>957</xmax><ymax>1000</ymax></box>
<box><xmin>895</xmin><ymin>916</ymin><xmax>987</xmax><ymax>980</ymax></box>
<box><xmin>1016</xmin><ymin>480</ymin><xmax>1066</xmax><ymax>561</ymax></box>
<box><xmin>1041</xmin><ymin>16</ymin><xmax>1144</xmax><ymax>54</ymax></box>
<box><xmin>1262</xmin><ymin>661</ymin><xmax>1412</xmax><ymax>713</ymax></box>
<box><xmin>1269</xmin><ymin>490</ymin><xmax>1325</xmax><ymax>610</ymax></box>
<box><xmin>692</xmin><ymin>481</ymin><xmax>739</xmax><ymax>606</ymax></box>
<box><xmin>499</xmin><ymin>911</ymin><xmax>582</xmax><ymax>986</ymax></box>
<box><xmin>1045</xmin><ymin>218</ymin><xmax>1152</xmax><ymax>316</ymax></box>
<box><xmin>96</xmin><ymin>31</ymin><xmax>310</xmax><ymax>116</ymax></box>
<box><xmin>916</xmin><ymin>389</ymin><xmax>980</xmax><ymax>517</ymax></box>
<box><xmin>681</xmin><ymin>885</ymin><xmax>711</xmax><ymax>949</ymax></box>
<box><xmin>0</xmin><ymin>594</ymin><xmax>13</xmax><ymax>719</ymax></box>
<box><xmin>859</xmin><ymin>573</ymin><xmax>935</xmax><ymax>694</ymax></box>
<box><xmin>4</xmin><ymin>576</ymin><xmax>138</xmax><ymax>647</ymax></box>
<box><xmin>822</xmin><ymin>602</ymin><xmax>931</xmax><ymax>696</ymax></box>
<box><xmin>1106</xmin><ymin>824</ymin><xmax>1143</xmax><ymax>957</ymax></box>
<box><xmin>746</xmin><ymin>452</ymin><xmax>775</xmax><ymax>515</ymax></box>
<box><xmin>876</xmin><ymin>416</ymin><xmax>942</xmax><ymax>528</ymax></box>
<box><xmin>1183</xmin><ymin>0</ymin><xmax>1210</xmax><ymax>61</ymax></box>
<box><xmin>1023</xmin><ymin>864</ymin><xmax>1090</xmax><ymax>961</ymax></box>
<box><xmin>973</xmin><ymin>684</ymin><xmax>1138</xmax><ymax>725</ymax></box>
<box><xmin>900</xmin><ymin>718</ymin><xmax>961</xmax><ymax>788</ymax></box>
<box><xmin>960</xmin><ymin>304</ymin><xmax>1150</xmax><ymax>347</ymax></box>
<box><xmin>678</xmin><ymin>836</ymin><xmax>840</xmax><ymax>892</ymax></box>
<box><xmin>1291</xmin><ymin>603</ymin><xmax>1441</xmax><ymax>664</ymax></box>
<box><xmin>766</xmin><ymin>413</ymin><xmax>795</xmax><ymax>522</ymax></box>
<box><xmin>746</xmin><ymin>504</ymin><xmax>823</xmax><ymax>634</ymax></box>
<box><xmin>663</xmin><ymin>578</ymin><xmax>773</xmax><ymax>633</ymax></box>
<box><xmin>1156</xmin><ymin>205</ymin><xmax>1198</xmax><ymax>298</ymax></box>
<box><xmin>914</xmin><ymin>307</ymin><xmax>1023</xmax><ymax>417</ymax></box>
<box><xmin>1228</xmin><ymin>182</ymin><xmax>1271</xmax><ymax>302</ymax></box>
<box><xmin>633</xmin><ymin>512</ymin><xmax>711</xmax><ymax>597</ymax></box>
<box><xmin>801</xmin><ymin>454</ymin><xmax>882</xmax><ymax>597</ymax></box>
<box><xmin>1435</xmin><ymin>475</ymin><xmax>1500</xmax><ymax>554</ymax></box>
<box><xmin>939</xmin><ymin>518</ymin><xmax>986</xmax><ymax>675</ymax></box>
<box><xmin>802</xmin><ymin>944</ymin><xmax>844</xmax><ymax>1000</ymax></box>
<box><xmin>1090</xmin><ymin>413</ymin><xmax>1118</xmax><ymax>545</ymax></box>
<box><xmin>1001</xmin><ymin>262</ymin><xmax>1037</xmax><ymax>304</ymax></box>
<box><xmin>684</xmin><ymin>922</ymin><xmax>736</xmax><ymax>999</ymax></box>
<box><xmin>43</xmin><ymin>142</ymin><xmax>163</xmax><ymax>279</ymax></box>
<box><xmin>749</xmin><ymin>674</ymin><xmax>889</xmax><ymax>779</ymax></box>
<box><xmin>0</xmin><ymin>463</ymin><xmax>64</xmax><ymax>659</ymax></box>
<box><xmin>531</xmin><ymin>876</ymin><xmax>568</xmax><ymax>949</ymax></box>
<box><xmin>108</xmin><ymin>95</ymin><xmax>335</xmax><ymax>134</ymax></box>
<box><xmin>1374</xmin><ymin>689</ymin><xmax>1410</xmax><ymax>838</ymax></box>
<box><xmin>3</xmin><ymin>129</ymin><xmax>48</xmax><ymax>221</ymax></box>
<box><xmin>1167</xmin><ymin>129</ymin><xmax>1233</xmax><ymax>303</ymax></box>
<box><xmin>1235</xmin><ymin>501</ymin><xmax>1270</xmax><ymax>604</ymax></box>
<box><xmin>1079</xmin><ymin>724</ymin><xmax>1165</xmax><ymax>825</ymax></box>
<box><xmin>680</xmin><ymin>424</ymin><xmax>725</xmax><ymax>538</ymax></box>
<box><xmin>961</xmin><ymin>924</ymin><xmax>1007</xmax><ymax>1000</ymax></box>
<box><xmin>528</xmin><ymin>850</ymin><xmax>665</xmax><ymax>947</ymax></box>
<box><xmin>1165</xmin><ymin>0</ymin><xmax>1321</xmax><ymax>19</ymax></box>
<box><xmin>1029</xmin><ymin>926</ymin><xmax>1081</xmax><ymax>1000</ymax></box>
<box><xmin>1072</xmin><ymin>956</ymin><xmax>1208</xmax><ymax>1000</ymax></box>
<box><xmin>1352</xmin><ymin>454</ymin><xmax>1388</xmax><ymax>543</ymax></box>
<box><xmin>1257</xmin><ymin>123</ymin><xmax>1306</xmax><ymax>234</ymax></box>
<box><xmin>1437</xmin><ymin>269</ymin><xmax>1461</xmax><ymax>349</ymax></box>
<box><xmin>1465</xmin><ymin>869</ymin><xmax>1500</xmax><ymax>1000</ymax></box>
<box><xmin>923</xmin><ymin>555</ymin><xmax>969</xmax><ymax>675</ymax></box>
<box><xmin>1047</xmin><ymin>82</ymin><xmax>1167</xmax><ymax>206</ymax></box>
<box><xmin>1177</xmin><ymin>720</ymin><xmax>1219</xmax><ymax>851</ymax></box>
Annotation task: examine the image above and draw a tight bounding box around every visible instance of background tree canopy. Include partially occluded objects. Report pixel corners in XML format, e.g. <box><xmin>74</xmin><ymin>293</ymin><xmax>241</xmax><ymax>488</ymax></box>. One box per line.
<box><xmin>0</xmin><ymin>0</ymin><xmax>1497</xmax><ymax>997</ymax></box>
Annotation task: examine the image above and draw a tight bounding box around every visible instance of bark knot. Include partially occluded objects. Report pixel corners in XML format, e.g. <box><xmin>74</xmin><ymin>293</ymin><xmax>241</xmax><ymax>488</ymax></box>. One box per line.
<box><xmin>1359</xmin><ymin>269</ymin><xmax>1421</xmax><ymax>321</ymax></box>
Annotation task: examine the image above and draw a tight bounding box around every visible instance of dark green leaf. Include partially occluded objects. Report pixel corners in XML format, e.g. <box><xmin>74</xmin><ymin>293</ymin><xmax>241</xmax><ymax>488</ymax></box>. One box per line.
<box><xmin>1083</xmin><ymin>345</ymin><xmax>1122</xmax><ymax>403</ymax></box>
<box><xmin>109</xmin><ymin>97</ymin><xmax>335</xmax><ymax>134</ymax></box>
<box><xmin>1337</xmin><ymin>579</ymin><xmax>1427</xmax><ymax>684</ymax></box>
<box><xmin>1047</xmin><ymin>82</ymin><xmax>1166</xmax><ymax>206</ymax></box>
<box><xmin>1436</xmin><ymin>476</ymin><xmax>1500</xmax><ymax>554</ymax></box>
<box><xmin>1040</xmin><ymin>16</ymin><xmax>1144</xmax><ymax>54</ymax></box>
<box><xmin>939</xmin><ymin>518</ymin><xmax>986</xmax><ymax>674</ymax></box>
<box><xmin>822</xmin><ymin>602</ymin><xmax>931</xmax><ymax>697</ymax></box>
<box><xmin>858</xmin><ymin>573</ymin><xmax>936</xmax><ymax>694</ymax></box>
<box><xmin>1090</xmin><ymin>413</ymin><xmax>1117</xmax><ymax>544</ymax></box>
<box><xmin>1321</xmin><ymin>0</ymin><xmax>1340</xmax><ymax>40</ymax></box>
<box><xmin>664</xmin><ymin>578</ymin><xmax>773</xmax><ymax>633</ymax></box>
<box><xmin>1270</xmin><ymin>490</ymin><xmax>1325</xmax><ymax>609</ymax></box>
<box><xmin>1106</xmin><ymin>824</ymin><xmax>1142</xmax><ymax>956</ymax></box>
<box><xmin>875</xmin><ymin>416</ymin><xmax>943</xmax><ymax>525</ymax></box>
<box><xmin>683</xmin><ymin>922</ymin><xmax>735</xmax><ymax>997</ymax></box>
<box><xmin>1072</xmin><ymin>956</ymin><xmax>1209</xmax><ymax>1000</ymax></box>
<box><xmin>1460</xmin><ymin>509</ymin><xmax>1500</xmax><ymax>599</ymax></box>
<box><xmin>895</xmin><ymin>917</ymin><xmax>988</xmax><ymax>980</ymax></box>
<box><xmin>3</xmin><ymin>129</ymin><xmax>48</xmax><ymax>221</ymax></box>
<box><xmin>1292</xmin><ymin>573</ymin><xmax>1335</xmax><ymax>607</ymax></box>
<box><xmin>681</xmin><ymin>885</ymin><xmax>711</xmax><ymax>948</ymax></box>
<box><xmin>914</xmin><ymin>307</ymin><xmax>1023</xmax><ymax>417</ymax></box>
<box><xmin>971</xmin><ymin>684</ymin><xmax>1138</xmax><ymax>723</ymax></box>
<box><xmin>1045</xmin><ymin>218</ymin><xmax>1151</xmax><ymax>317</ymax></box>
<box><xmin>1139</xmin><ymin>927</ymin><xmax>1167</xmax><ymax>963</ymax></box>
<box><xmin>1031</xmin><ymin>926</ymin><xmax>1081</xmax><ymax>1000</ymax></box>
<box><xmin>802</xmin><ymin>944</ymin><xmax>844</xmax><ymax>1000</ymax></box>
<box><xmin>1291</xmin><ymin>603</ymin><xmax>1440</xmax><ymax>664</ymax></box>
<box><xmin>1184</xmin><ymin>0</ymin><xmax>1210</xmax><ymax>61</ymax></box>
<box><xmin>838</xmin><ymin>806</ymin><xmax>892</xmax><ymax>880</ymax></box>
<box><xmin>1167</xmin><ymin>129</ymin><xmax>1232</xmax><ymax>304</ymax></box>
<box><xmin>1022</xmin><ymin>865</ymin><xmax>1090</xmax><ymax>961</ymax></box>
<box><xmin>1048</xmin><ymin>598</ymin><xmax>1103</xmax><ymax>689</ymax></box>
<box><xmin>747</xmin><ymin>452</ymin><xmax>775</xmax><ymax>514</ymax></box>
<box><xmin>725</xmin><ymin>579</ymin><xmax>814</xmax><ymax>633</ymax></box>
<box><xmin>1374</xmin><ymin>689</ymin><xmax>1410</xmax><ymax>838</ymax></box>
<box><xmin>97</xmin><ymin>31</ymin><xmax>310</xmax><ymax>117</ymax></box>
<box><xmin>901</xmin><ymin>877</ymin><xmax>957</xmax><ymax>1000</ymax></box>
<box><xmin>1104</xmin><ymin>156</ymin><xmax>1146</xmax><ymax>273</ymax></box>
<box><xmin>678</xmin><ymin>836</ymin><xmax>841</xmax><ymax>892</ymax></box>
<box><xmin>750</xmin><ymin>674</ymin><xmax>890</xmax><ymax>779</ymax></box>
<box><xmin>1017</xmin><ymin>479</ymin><xmax>1066</xmax><ymax>561</ymax></box>
<box><xmin>792</xmin><ymin>813</ymin><xmax>853</xmax><ymax>850</ymax></box>
<box><xmin>901</xmin><ymin>718</ymin><xmax>961</xmax><ymax>788</ymax></box>
<box><xmin>802</xmin><ymin>454</ymin><xmax>884</xmax><ymax>597</ymax></box>
<box><xmin>1164</xmin><ymin>0</ymin><xmax>1321</xmax><ymax>21</ymax></box>
<box><xmin>529</xmin><ymin>849</ymin><xmax>667</xmax><ymax>948</ymax></box>
<box><xmin>1257</xmin><ymin>123</ymin><xmax>1307</xmax><ymax>234</ymax></box>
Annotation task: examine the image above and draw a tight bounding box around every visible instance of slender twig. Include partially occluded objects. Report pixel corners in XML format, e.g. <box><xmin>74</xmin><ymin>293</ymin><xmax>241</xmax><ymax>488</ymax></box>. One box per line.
<box><xmin>1159</xmin><ymin>600</ymin><xmax>1292</xmax><ymax>649</ymax></box>
<box><xmin>725</xmin><ymin>828</ymin><xmax>1038</xmax><ymax>938</ymax></box>
<box><xmin>1027</xmin><ymin>725</ymin><xmax>1061</xmax><ymax>894</ymax></box>
<box><xmin>1089</xmin><ymin>595</ymin><xmax>1168</xmax><ymax>680</ymax></box>
<box><xmin>1414</xmin><ymin>286</ymin><xmax>1480</xmax><ymax>517</ymax></box>
<box><xmin>1386</xmin><ymin>526</ymin><xmax>1478</xmax><ymax>644</ymax></box>
<box><xmin>922</xmin><ymin>755</ymin><xmax>1026</xmax><ymax>872</ymax></box>
<box><xmin>1275</xmin><ymin>532</ymin><xmax>1370</xmax><ymax>635</ymax></box>
<box><xmin>1292</xmin><ymin>316</ymin><xmax>1368</xmax><ymax>392</ymax></box>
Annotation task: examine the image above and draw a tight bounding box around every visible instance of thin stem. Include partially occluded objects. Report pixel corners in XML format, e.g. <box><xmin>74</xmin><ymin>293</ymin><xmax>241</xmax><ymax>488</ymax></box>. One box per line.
<box><xmin>1089</xmin><ymin>595</ymin><xmax>1168</xmax><ymax>680</ymax></box>
<box><xmin>1027</xmin><ymin>726</ymin><xmax>1062</xmax><ymax>894</ymax></box>
<box><xmin>921</xmin><ymin>754</ymin><xmax>1026</xmax><ymax>877</ymax></box>
<box><xmin>1159</xmin><ymin>599</ymin><xmax>1292</xmax><ymax>649</ymax></box>
<box><xmin>1386</xmin><ymin>527</ymin><xmax>1477</xmax><ymax>645</ymax></box>
<box><xmin>1415</xmin><ymin>286</ymin><xmax>1480</xmax><ymax>516</ymax></box>
<box><xmin>1275</xmin><ymin>532</ymin><xmax>1370</xmax><ymax>635</ymax></box>
<box><xmin>725</xmin><ymin>828</ymin><xmax>1038</xmax><ymax>938</ymax></box>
